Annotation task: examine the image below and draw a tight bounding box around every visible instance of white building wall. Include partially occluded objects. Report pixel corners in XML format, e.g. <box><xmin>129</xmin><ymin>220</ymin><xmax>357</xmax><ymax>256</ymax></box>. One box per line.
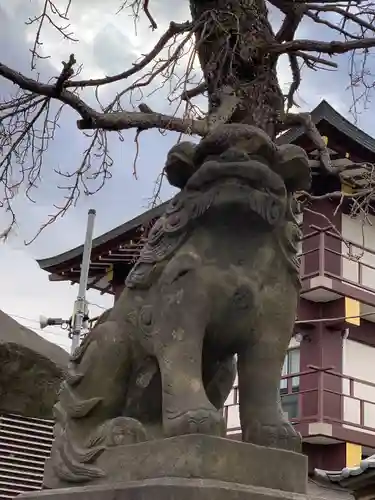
<box><xmin>342</xmin><ymin>338</ymin><xmax>375</xmax><ymax>432</ymax></box>
<box><xmin>341</xmin><ymin>213</ymin><xmax>375</xmax><ymax>289</ymax></box>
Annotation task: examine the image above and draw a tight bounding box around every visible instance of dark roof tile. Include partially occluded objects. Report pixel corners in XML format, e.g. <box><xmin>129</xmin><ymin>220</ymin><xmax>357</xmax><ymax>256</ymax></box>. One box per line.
<box><xmin>314</xmin><ymin>454</ymin><xmax>375</xmax><ymax>486</ymax></box>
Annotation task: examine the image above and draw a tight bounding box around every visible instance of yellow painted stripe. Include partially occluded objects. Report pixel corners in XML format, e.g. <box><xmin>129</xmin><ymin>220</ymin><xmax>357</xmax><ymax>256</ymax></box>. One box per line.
<box><xmin>345</xmin><ymin>297</ymin><xmax>360</xmax><ymax>326</ymax></box>
<box><xmin>346</xmin><ymin>442</ymin><xmax>362</xmax><ymax>468</ymax></box>
<box><xmin>341</xmin><ymin>183</ymin><xmax>353</xmax><ymax>194</ymax></box>
<box><xmin>106</xmin><ymin>264</ymin><xmax>114</xmax><ymax>282</ymax></box>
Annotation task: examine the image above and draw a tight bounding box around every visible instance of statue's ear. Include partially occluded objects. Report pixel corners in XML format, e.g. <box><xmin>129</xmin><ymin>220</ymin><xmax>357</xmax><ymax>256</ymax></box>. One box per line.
<box><xmin>164</xmin><ymin>142</ymin><xmax>198</xmax><ymax>189</ymax></box>
<box><xmin>273</xmin><ymin>144</ymin><xmax>311</xmax><ymax>192</ymax></box>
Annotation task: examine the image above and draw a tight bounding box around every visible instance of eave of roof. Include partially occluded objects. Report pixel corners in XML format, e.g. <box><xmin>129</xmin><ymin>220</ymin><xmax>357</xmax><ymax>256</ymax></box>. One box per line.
<box><xmin>37</xmin><ymin>202</ymin><xmax>168</xmax><ymax>271</ymax></box>
<box><xmin>314</xmin><ymin>454</ymin><xmax>375</xmax><ymax>489</ymax></box>
<box><xmin>276</xmin><ymin>100</ymin><xmax>375</xmax><ymax>156</ymax></box>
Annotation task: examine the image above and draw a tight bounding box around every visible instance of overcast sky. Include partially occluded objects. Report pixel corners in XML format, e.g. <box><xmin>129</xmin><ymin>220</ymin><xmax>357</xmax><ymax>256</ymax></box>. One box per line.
<box><xmin>0</xmin><ymin>0</ymin><xmax>374</xmax><ymax>351</ymax></box>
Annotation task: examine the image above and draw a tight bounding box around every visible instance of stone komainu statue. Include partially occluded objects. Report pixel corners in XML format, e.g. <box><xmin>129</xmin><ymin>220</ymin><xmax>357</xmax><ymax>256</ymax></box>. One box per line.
<box><xmin>46</xmin><ymin>124</ymin><xmax>311</xmax><ymax>488</ymax></box>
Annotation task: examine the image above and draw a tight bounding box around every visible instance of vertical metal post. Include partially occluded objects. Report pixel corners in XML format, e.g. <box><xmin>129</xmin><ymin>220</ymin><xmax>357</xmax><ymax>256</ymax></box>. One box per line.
<box><xmin>317</xmin><ymin>368</ymin><xmax>324</xmax><ymax>422</ymax></box>
<box><xmin>70</xmin><ymin>209</ymin><xmax>96</xmax><ymax>355</ymax></box>
<box><xmin>318</xmin><ymin>230</ymin><xmax>325</xmax><ymax>276</ymax></box>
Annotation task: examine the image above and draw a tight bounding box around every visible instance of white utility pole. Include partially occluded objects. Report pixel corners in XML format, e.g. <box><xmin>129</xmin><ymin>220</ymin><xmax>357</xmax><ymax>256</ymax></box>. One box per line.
<box><xmin>70</xmin><ymin>208</ymin><xmax>96</xmax><ymax>354</ymax></box>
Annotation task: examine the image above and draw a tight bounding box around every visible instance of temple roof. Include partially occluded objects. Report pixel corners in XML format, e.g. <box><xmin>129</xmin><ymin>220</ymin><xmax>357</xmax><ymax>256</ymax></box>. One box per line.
<box><xmin>314</xmin><ymin>454</ymin><xmax>375</xmax><ymax>492</ymax></box>
<box><xmin>277</xmin><ymin>100</ymin><xmax>375</xmax><ymax>157</ymax></box>
<box><xmin>37</xmin><ymin>100</ymin><xmax>375</xmax><ymax>295</ymax></box>
<box><xmin>37</xmin><ymin>202</ymin><xmax>167</xmax><ymax>273</ymax></box>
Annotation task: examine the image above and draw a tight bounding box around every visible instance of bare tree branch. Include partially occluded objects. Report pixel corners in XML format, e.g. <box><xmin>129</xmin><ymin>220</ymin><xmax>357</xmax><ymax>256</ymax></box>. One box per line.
<box><xmin>294</xmin><ymin>51</ymin><xmax>338</xmax><ymax>68</ymax></box>
<box><xmin>181</xmin><ymin>82</ymin><xmax>207</xmax><ymax>101</ymax></box>
<box><xmin>65</xmin><ymin>21</ymin><xmax>192</xmax><ymax>89</ymax></box>
<box><xmin>307</xmin><ymin>4</ymin><xmax>375</xmax><ymax>33</ymax></box>
<box><xmin>1</xmin><ymin>0</ymin><xmax>375</xmax><ymax>239</ymax></box>
<box><xmin>77</xmin><ymin>108</ymin><xmax>207</xmax><ymax>134</ymax></box>
<box><xmin>281</xmin><ymin>112</ymin><xmax>332</xmax><ymax>171</ymax></box>
<box><xmin>270</xmin><ymin>37</ymin><xmax>375</xmax><ymax>55</ymax></box>
<box><xmin>0</xmin><ymin>59</ymin><xmax>208</xmax><ymax>135</ymax></box>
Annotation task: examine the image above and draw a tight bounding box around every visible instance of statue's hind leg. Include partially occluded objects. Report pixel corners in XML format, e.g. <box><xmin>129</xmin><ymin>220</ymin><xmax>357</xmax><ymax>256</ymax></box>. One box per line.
<box><xmin>237</xmin><ymin>286</ymin><xmax>301</xmax><ymax>452</ymax></box>
<box><xmin>49</xmin><ymin>319</ymin><xmax>144</xmax><ymax>485</ymax></box>
<box><xmin>144</xmin><ymin>265</ymin><xmax>225</xmax><ymax>438</ymax></box>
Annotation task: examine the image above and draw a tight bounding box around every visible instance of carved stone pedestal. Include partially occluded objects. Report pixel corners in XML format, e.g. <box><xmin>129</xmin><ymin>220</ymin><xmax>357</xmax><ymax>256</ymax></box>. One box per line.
<box><xmin>21</xmin><ymin>436</ymin><xmax>310</xmax><ymax>500</ymax></box>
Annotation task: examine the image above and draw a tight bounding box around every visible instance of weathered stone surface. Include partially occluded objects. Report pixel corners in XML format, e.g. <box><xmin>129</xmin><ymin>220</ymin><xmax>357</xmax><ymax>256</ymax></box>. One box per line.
<box><xmin>49</xmin><ymin>123</ymin><xmax>310</xmax><ymax>486</ymax></box>
<box><xmin>0</xmin><ymin>309</ymin><xmax>68</xmax><ymax>418</ymax></box>
<box><xmin>21</xmin><ymin>478</ymin><xmax>352</xmax><ymax>500</ymax></box>
<box><xmin>44</xmin><ymin>435</ymin><xmax>307</xmax><ymax>493</ymax></box>
<box><xmin>20</xmin><ymin>478</ymin><xmax>314</xmax><ymax>500</ymax></box>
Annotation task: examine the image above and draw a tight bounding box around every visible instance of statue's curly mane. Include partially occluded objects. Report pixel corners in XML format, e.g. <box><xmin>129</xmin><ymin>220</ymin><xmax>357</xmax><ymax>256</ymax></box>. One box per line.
<box><xmin>126</xmin><ymin>184</ymin><xmax>301</xmax><ymax>290</ymax></box>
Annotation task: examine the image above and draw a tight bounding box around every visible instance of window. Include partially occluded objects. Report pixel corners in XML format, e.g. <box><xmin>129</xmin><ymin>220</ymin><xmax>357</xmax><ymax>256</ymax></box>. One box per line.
<box><xmin>280</xmin><ymin>348</ymin><xmax>300</xmax><ymax>420</ymax></box>
<box><xmin>281</xmin><ymin>395</ymin><xmax>299</xmax><ymax>420</ymax></box>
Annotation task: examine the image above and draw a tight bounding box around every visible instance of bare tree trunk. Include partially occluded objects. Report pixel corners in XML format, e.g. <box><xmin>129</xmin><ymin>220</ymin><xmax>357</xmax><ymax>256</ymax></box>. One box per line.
<box><xmin>190</xmin><ymin>0</ymin><xmax>284</xmax><ymax>139</ymax></box>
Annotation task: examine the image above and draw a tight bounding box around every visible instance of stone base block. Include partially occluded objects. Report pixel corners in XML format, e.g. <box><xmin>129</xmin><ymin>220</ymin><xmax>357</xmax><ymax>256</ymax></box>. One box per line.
<box><xmin>21</xmin><ymin>478</ymin><xmax>313</xmax><ymax>500</ymax></box>
<box><xmin>44</xmin><ymin>435</ymin><xmax>307</xmax><ymax>493</ymax></box>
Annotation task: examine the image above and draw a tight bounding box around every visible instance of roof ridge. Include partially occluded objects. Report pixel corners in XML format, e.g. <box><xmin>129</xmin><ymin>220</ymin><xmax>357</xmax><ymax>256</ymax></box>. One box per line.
<box><xmin>312</xmin><ymin>100</ymin><xmax>375</xmax><ymax>147</ymax></box>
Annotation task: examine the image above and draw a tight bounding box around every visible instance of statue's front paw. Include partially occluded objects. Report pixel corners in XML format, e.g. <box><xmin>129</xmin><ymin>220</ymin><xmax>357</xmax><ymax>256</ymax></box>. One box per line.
<box><xmin>103</xmin><ymin>417</ymin><xmax>148</xmax><ymax>447</ymax></box>
<box><xmin>164</xmin><ymin>407</ymin><xmax>226</xmax><ymax>437</ymax></box>
<box><xmin>243</xmin><ymin>419</ymin><xmax>301</xmax><ymax>452</ymax></box>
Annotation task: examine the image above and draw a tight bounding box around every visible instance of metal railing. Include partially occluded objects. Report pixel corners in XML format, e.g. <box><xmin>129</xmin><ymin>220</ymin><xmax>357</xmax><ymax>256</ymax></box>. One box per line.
<box><xmin>300</xmin><ymin>225</ymin><xmax>375</xmax><ymax>295</ymax></box>
<box><xmin>224</xmin><ymin>367</ymin><xmax>375</xmax><ymax>435</ymax></box>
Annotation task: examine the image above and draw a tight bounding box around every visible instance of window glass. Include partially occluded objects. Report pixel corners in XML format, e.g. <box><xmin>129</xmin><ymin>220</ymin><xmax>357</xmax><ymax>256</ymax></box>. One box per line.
<box><xmin>288</xmin><ymin>349</ymin><xmax>300</xmax><ymax>390</ymax></box>
<box><xmin>288</xmin><ymin>349</ymin><xmax>300</xmax><ymax>373</ymax></box>
<box><xmin>280</xmin><ymin>357</ymin><xmax>288</xmax><ymax>391</ymax></box>
<box><xmin>280</xmin><ymin>349</ymin><xmax>300</xmax><ymax>393</ymax></box>
<box><xmin>281</xmin><ymin>394</ymin><xmax>299</xmax><ymax>420</ymax></box>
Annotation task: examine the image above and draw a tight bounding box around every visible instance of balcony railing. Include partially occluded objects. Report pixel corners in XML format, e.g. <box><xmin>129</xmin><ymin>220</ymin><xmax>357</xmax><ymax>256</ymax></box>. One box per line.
<box><xmin>300</xmin><ymin>225</ymin><xmax>375</xmax><ymax>295</ymax></box>
<box><xmin>224</xmin><ymin>367</ymin><xmax>375</xmax><ymax>436</ymax></box>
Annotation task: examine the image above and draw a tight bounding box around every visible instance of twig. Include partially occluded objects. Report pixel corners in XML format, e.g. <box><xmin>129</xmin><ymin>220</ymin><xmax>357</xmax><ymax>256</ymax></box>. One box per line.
<box><xmin>55</xmin><ymin>54</ymin><xmax>76</xmax><ymax>94</ymax></box>
<box><xmin>143</xmin><ymin>0</ymin><xmax>157</xmax><ymax>30</ymax></box>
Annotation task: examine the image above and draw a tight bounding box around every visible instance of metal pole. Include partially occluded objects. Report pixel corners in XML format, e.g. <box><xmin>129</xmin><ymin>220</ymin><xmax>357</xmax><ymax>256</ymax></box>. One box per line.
<box><xmin>70</xmin><ymin>208</ymin><xmax>96</xmax><ymax>354</ymax></box>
